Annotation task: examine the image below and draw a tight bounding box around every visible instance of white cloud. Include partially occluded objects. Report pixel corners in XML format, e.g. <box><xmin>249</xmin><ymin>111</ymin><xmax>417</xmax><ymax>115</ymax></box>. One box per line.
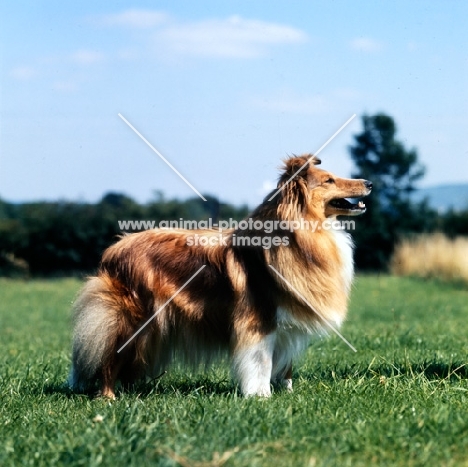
<box><xmin>10</xmin><ymin>66</ymin><xmax>36</xmax><ymax>81</ymax></box>
<box><xmin>70</xmin><ymin>49</ymin><xmax>104</xmax><ymax>65</ymax></box>
<box><xmin>99</xmin><ymin>9</ymin><xmax>168</xmax><ymax>28</ymax></box>
<box><xmin>349</xmin><ymin>37</ymin><xmax>383</xmax><ymax>53</ymax></box>
<box><xmin>155</xmin><ymin>15</ymin><xmax>308</xmax><ymax>58</ymax></box>
<box><xmin>92</xmin><ymin>11</ymin><xmax>307</xmax><ymax>59</ymax></box>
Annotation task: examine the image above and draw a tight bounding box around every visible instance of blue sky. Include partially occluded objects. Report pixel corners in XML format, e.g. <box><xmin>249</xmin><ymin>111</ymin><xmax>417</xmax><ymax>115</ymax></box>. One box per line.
<box><xmin>1</xmin><ymin>1</ymin><xmax>467</xmax><ymax>206</ymax></box>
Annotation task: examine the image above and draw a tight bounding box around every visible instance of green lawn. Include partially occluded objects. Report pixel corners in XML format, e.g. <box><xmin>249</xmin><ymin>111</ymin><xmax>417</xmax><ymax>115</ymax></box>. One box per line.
<box><xmin>1</xmin><ymin>276</ymin><xmax>468</xmax><ymax>466</ymax></box>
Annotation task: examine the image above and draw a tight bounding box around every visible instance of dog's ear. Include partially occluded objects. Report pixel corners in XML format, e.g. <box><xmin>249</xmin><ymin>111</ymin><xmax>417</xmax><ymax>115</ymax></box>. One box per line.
<box><xmin>275</xmin><ymin>156</ymin><xmax>311</xmax><ymax>208</ymax></box>
<box><xmin>306</xmin><ymin>154</ymin><xmax>321</xmax><ymax>166</ymax></box>
<box><xmin>283</xmin><ymin>157</ymin><xmax>307</xmax><ymax>178</ymax></box>
<box><xmin>282</xmin><ymin>154</ymin><xmax>321</xmax><ymax>178</ymax></box>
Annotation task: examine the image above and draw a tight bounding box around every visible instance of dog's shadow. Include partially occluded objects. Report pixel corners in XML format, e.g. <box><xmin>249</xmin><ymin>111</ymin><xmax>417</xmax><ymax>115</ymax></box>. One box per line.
<box><xmin>42</xmin><ymin>361</ymin><xmax>468</xmax><ymax>398</ymax></box>
<box><xmin>42</xmin><ymin>373</ymin><xmax>235</xmax><ymax>399</ymax></box>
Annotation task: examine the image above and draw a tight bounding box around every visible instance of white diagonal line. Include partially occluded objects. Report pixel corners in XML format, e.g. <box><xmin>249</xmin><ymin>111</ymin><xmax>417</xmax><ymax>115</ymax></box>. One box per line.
<box><xmin>268</xmin><ymin>113</ymin><xmax>357</xmax><ymax>201</ymax></box>
<box><xmin>118</xmin><ymin>113</ymin><xmax>207</xmax><ymax>201</ymax></box>
<box><xmin>268</xmin><ymin>265</ymin><xmax>357</xmax><ymax>352</ymax></box>
<box><xmin>117</xmin><ymin>265</ymin><xmax>206</xmax><ymax>353</ymax></box>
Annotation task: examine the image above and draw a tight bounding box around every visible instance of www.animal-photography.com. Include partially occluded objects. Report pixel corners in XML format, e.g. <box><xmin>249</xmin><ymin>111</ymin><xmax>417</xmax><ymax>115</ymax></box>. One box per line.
<box><xmin>1</xmin><ymin>2</ymin><xmax>468</xmax><ymax>466</ymax></box>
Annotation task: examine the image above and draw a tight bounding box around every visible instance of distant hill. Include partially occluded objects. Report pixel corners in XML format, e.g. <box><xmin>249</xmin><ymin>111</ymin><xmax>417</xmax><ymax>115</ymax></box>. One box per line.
<box><xmin>411</xmin><ymin>183</ymin><xmax>468</xmax><ymax>212</ymax></box>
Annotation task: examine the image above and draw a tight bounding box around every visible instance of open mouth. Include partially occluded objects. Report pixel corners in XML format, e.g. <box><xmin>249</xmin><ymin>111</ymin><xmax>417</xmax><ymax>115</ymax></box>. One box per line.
<box><xmin>328</xmin><ymin>198</ymin><xmax>366</xmax><ymax>213</ymax></box>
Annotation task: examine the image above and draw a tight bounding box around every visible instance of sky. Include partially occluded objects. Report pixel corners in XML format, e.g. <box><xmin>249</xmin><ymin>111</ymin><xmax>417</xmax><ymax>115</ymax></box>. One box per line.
<box><xmin>1</xmin><ymin>0</ymin><xmax>467</xmax><ymax>207</ymax></box>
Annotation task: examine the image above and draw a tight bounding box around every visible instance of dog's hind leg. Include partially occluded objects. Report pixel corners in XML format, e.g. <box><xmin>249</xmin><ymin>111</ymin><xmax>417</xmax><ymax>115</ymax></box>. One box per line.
<box><xmin>69</xmin><ymin>275</ymin><xmax>138</xmax><ymax>397</ymax></box>
<box><xmin>231</xmin><ymin>332</ymin><xmax>276</xmax><ymax>397</ymax></box>
<box><xmin>100</xmin><ymin>356</ymin><xmax>121</xmax><ymax>399</ymax></box>
<box><xmin>99</xmin><ymin>341</ymin><xmax>133</xmax><ymax>399</ymax></box>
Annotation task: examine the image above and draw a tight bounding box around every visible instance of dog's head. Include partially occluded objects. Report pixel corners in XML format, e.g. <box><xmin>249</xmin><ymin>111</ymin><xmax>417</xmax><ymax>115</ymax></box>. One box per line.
<box><xmin>276</xmin><ymin>154</ymin><xmax>372</xmax><ymax>218</ymax></box>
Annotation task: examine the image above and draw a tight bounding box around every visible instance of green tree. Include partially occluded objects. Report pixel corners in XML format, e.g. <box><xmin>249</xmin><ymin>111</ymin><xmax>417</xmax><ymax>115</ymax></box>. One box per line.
<box><xmin>349</xmin><ymin>113</ymin><xmax>434</xmax><ymax>269</ymax></box>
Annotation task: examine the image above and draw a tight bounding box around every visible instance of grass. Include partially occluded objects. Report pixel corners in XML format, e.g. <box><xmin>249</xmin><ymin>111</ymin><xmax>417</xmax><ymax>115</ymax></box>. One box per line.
<box><xmin>391</xmin><ymin>234</ymin><xmax>468</xmax><ymax>284</ymax></box>
<box><xmin>1</xmin><ymin>276</ymin><xmax>468</xmax><ymax>466</ymax></box>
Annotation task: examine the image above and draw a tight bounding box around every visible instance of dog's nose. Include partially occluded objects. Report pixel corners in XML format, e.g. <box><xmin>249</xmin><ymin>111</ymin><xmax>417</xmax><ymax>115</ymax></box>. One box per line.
<box><xmin>364</xmin><ymin>180</ymin><xmax>373</xmax><ymax>190</ymax></box>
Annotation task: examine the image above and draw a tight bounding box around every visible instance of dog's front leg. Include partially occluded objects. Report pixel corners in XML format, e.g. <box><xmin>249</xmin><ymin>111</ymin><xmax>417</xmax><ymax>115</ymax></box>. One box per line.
<box><xmin>231</xmin><ymin>332</ymin><xmax>276</xmax><ymax>397</ymax></box>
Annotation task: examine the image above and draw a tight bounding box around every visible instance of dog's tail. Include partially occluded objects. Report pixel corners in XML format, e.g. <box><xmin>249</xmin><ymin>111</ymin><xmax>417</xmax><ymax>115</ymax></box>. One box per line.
<box><xmin>68</xmin><ymin>274</ymin><xmax>129</xmax><ymax>392</ymax></box>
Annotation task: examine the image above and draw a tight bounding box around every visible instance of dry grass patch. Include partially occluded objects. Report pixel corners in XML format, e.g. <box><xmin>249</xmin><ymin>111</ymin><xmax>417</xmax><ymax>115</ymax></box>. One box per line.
<box><xmin>391</xmin><ymin>233</ymin><xmax>468</xmax><ymax>283</ymax></box>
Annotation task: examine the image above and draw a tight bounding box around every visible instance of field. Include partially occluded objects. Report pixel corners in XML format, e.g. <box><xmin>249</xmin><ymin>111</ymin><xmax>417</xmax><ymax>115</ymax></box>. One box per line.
<box><xmin>1</xmin><ymin>276</ymin><xmax>468</xmax><ymax>466</ymax></box>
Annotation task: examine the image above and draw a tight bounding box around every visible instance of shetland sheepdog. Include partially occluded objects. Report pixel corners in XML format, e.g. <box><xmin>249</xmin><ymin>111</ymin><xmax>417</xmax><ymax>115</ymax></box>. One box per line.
<box><xmin>69</xmin><ymin>155</ymin><xmax>371</xmax><ymax>398</ymax></box>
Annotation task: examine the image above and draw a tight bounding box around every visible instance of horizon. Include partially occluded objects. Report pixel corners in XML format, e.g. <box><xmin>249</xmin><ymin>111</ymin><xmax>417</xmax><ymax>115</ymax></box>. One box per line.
<box><xmin>3</xmin><ymin>180</ymin><xmax>468</xmax><ymax>211</ymax></box>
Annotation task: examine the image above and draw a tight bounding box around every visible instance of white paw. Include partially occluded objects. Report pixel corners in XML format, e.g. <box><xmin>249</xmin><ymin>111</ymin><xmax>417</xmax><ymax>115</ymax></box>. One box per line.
<box><xmin>243</xmin><ymin>384</ymin><xmax>272</xmax><ymax>398</ymax></box>
<box><xmin>281</xmin><ymin>378</ymin><xmax>293</xmax><ymax>392</ymax></box>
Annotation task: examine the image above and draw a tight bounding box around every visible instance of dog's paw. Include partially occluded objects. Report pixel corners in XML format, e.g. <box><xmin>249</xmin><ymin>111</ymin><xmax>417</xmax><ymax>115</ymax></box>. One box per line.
<box><xmin>243</xmin><ymin>384</ymin><xmax>272</xmax><ymax>398</ymax></box>
<box><xmin>280</xmin><ymin>378</ymin><xmax>293</xmax><ymax>392</ymax></box>
<box><xmin>97</xmin><ymin>388</ymin><xmax>116</xmax><ymax>400</ymax></box>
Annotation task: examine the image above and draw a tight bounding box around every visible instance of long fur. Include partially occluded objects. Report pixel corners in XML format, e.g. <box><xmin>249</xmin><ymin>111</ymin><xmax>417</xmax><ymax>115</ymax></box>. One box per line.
<box><xmin>69</xmin><ymin>154</ymin><xmax>371</xmax><ymax>398</ymax></box>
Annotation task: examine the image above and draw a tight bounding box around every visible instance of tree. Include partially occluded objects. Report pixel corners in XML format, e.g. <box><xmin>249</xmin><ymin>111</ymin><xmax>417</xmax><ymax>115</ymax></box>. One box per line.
<box><xmin>349</xmin><ymin>113</ymin><xmax>434</xmax><ymax>269</ymax></box>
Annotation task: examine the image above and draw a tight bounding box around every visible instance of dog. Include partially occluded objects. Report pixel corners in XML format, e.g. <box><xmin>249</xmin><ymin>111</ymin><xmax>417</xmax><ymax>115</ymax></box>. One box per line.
<box><xmin>68</xmin><ymin>154</ymin><xmax>372</xmax><ymax>398</ymax></box>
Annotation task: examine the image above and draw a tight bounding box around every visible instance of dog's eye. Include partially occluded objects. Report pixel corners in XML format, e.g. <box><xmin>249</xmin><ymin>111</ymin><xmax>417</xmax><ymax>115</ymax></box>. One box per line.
<box><xmin>325</xmin><ymin>178</ymin><xmax>335</xmax><ymax>184</ymax></box>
